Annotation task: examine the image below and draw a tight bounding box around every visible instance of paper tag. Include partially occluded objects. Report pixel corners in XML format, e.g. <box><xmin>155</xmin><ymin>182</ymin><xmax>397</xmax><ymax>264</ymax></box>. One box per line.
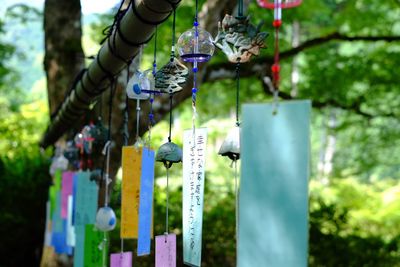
<box><xmin>156</xmin><ymin>234</ymin><xmax>176</xmax><ymax>267</ymax></box>
<box><xmin>51</xmin><ymin>220</ymin><xmax>72</xmax><ymax>255</ymax></box>
<box><xmin>52</xmin><ymin>191</ymin><xmax>63</xmax><ymax>233</ymax></box>
<box><xmin>121</xmin><ymin>146</ymin><xmax>142</xmax><ymax>238</ymax></box>
<box><xmin>72</xmin><ymin>172</ymin><xmax>78</xmax><ymax>225</ymax></box>
<box><xmin>61</xmin><ymin>171</ymin><xmax>74</xmax><ymax>218</ymax></box>
<box><xmin>49</xmin><ymin>170</ymin><xmax>61</xmax><ymax>217</ymax></box>
<box><xmin>238</xmin><ymin>101</ymin><xmax>311</xmax><ymax>267</ymax></box>
<box><xmin>84</xmin><ymin>224</ymin><xmax>106</xmax><ymax>267</ymax></box>
<box><xmin>182</xmin><ymin>128</ymin><xmax>207</xmax><ymax>267</ymax></box>
<box><xmin>137</xmin><ymin>147</ymin><xmax>155</xmax><ymax>256</ymax></box>
<box><xmin>66</xmin><ymin>195</ymin><xmax>75</xmax><ymax>247</ymax></box>
<box><xmin>110</xmin><ymin>252</ymin><xmax>132</xmax><ymax>267</ymax></box>
<box><xmin>74</xmin><ymin>171</ymin><xmax>98</xmax><ymax>226</ymax></box>
<box><xmin>73</xmin><ymin>225</ymin><xmax>85</xmax><ymax>267</ymax></box>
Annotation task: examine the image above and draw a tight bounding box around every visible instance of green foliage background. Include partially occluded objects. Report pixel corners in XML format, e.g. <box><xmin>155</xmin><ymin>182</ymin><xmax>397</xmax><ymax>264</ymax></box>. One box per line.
<box><xmin>0</xmin><ymin>0</ymin><xmax>400</xmax><ymax>266</ymax></box>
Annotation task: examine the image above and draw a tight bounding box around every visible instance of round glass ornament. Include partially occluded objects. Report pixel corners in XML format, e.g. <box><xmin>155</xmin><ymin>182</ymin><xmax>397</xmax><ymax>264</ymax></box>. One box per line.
<box><xmin>177</xmin><ymin>27</ymin><xmax>215</xmax><ymax>63</ymax></box>
<box><xmin>95</xmin><ymin>206</ymin><xmax>117</xmax><ymax>232</ymax></box>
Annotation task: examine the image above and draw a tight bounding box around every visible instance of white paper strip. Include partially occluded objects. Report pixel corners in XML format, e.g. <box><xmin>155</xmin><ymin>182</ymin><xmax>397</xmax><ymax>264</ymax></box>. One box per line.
<box><xmin>66</xmin><ymin>195</ymin><xmax>75</xmax><ymax>247</ymax></box>
<box><xmin>182</xmin><ymin>128</ymin><xmax>208</xmax><ymax>267</ymax></box>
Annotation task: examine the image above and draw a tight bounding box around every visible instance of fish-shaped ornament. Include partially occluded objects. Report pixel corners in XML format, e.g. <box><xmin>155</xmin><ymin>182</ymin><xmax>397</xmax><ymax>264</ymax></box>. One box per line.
<box><xmin>213</xmin><ymin>14</ymin><xmax>268</xmax><ymax>63</ymax></box>
<box><xmin>155</xmin><ymin>57</ymin><xmax>189</xmax><ymax>94</ymax></box>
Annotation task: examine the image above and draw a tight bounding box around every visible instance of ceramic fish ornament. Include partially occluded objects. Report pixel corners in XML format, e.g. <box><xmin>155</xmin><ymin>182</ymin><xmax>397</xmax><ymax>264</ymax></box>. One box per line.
<box><xmin>213</xmin><ymin>15</ymin><xmax>268</xmax><ymax>63</ymax></box>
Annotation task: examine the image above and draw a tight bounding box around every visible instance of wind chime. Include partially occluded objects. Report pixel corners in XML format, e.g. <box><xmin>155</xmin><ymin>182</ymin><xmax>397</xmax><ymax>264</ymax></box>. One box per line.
<box><xmin>95</xmin><ymin>79</ymin><xmax>119</xmax><ymax>267</ymax></box>
<box><xmin>213</xmin><ymin>0</ymin><xmax>268</xmax><ymax>260</ymax></box>
<box><xmin>119</xmin><ymin>41</ymin><xmax>158</xmax><ymax>260</ymax></box>
<box><xmin>175</xmin><ymin>1</ymin><xmax>214</xmax><ymax>266</ymax></box>
<box><xmin>257</xmin><ymin>0</ymin><xmax>302</xmax><ymax>105</ymax></box>
<box><xmin>176</xmin><ymin>0</ymin><xmax>214</xmax><ymax>130</ymax></box>
<box><xmin>153</xmin><ymin>8</ymin><xmax>186</xmax><ymax>266</ymax></box>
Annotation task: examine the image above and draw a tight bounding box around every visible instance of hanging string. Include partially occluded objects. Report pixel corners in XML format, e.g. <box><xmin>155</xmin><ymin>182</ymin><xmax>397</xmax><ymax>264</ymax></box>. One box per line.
<box><xmin>237</xmin><ymin>0</ymin><xmax>244</xmax><ymax>19</ymax></box>
<box><xmin>170</xmin><ymin>9</ymin><xmax>176</xmax><ymax>60</ymax></box>
<box><xmin>271</xmin><ymin>0</ymin><xmax>282</xmax><ymax>114</ymax></box>
<box><xmin>123</xmin><ymin>65</ymin><xmax>130</xmax><ymax>146</ymax></box>
<box><xmin>134</xmin><ymin>46</ymin><xmax>144</xmax><ymax>146</ymax></box>
<box><xmin>194</xmin><ymin>0</ymin><xmax>199</xmax><ymax>23</ymax></box>
<box><xmin>148</xmin><ymin>26</ymin><xmax>158</xmax><ymax>146</ymax></box>
<box><xmin>235</xmin><ymin>61</ymin><xmax>241</xmax><ymax>126</ymax></box>
<box><xmin>234</xmin><ymin>158</ymin><xmax>239</xmax><ymax>262</ymax></box>
<box><xmin>191</xmin><ymin>0</ymin><xmax>200</xmax><ymax>136</ymax></box>
<box><xmin>168</xmin><ymin>95</ymin><xmax>173</xmax><ymax>143</ymax></box>
<box><xmin>165</xmin><ymin>167</ymin><xmax>170</xmax><ymax>235</ymax></box>
<box><xmin>135</xmin><ymin>99</ymin><xmax>141</xmax><ymax>143</ymax></box>
<box><xmin>99</xmin><ymin>78</ymin><xmax>117</xmax><ymax>267</ymax></box>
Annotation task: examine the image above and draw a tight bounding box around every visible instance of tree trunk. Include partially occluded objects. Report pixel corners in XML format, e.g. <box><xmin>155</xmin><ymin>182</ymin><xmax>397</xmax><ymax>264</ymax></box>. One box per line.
<box><xmin>44</xmin><ymin>0</ymin><xmax>84</xmax><ymax>116</ymax></box>
<box><xmin>43</xmin><ymin>0</ymin><xmax>84</xmax><ymax>266</ymax></box>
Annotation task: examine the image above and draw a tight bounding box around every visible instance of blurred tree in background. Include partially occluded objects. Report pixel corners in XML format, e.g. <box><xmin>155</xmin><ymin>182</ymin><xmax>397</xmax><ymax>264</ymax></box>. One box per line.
<box><xmin>0</xmin><ymin>0</ymin><xmax>399</xmax><ymax>266</ymax></box>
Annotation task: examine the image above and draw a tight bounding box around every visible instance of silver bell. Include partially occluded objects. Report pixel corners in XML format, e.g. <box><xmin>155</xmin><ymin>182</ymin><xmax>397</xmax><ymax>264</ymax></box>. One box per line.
<box><xmin>218</xmin><ymin>126</ymin><xmax>240</xmax><ymax>161</ymax></box>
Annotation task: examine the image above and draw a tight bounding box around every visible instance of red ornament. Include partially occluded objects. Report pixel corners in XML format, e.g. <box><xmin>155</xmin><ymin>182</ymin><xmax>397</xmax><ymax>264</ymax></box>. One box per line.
<box><xmin>271</xmin><ymin>64</ymin><xmax>280</xmax><ymax>73</ymax></box>
<box><xmin>257</xmin><ymin>0</ymin><xmax>302</xmax><ymax>9</ymax></box>
<box><xmin>257</xmin><ymin>0</ymin><xmax>302</xmax><ymax>91</ymax></box>
<box><xmin>272</xmin><ymin>19</ymin><xmax>282</xmax><ymax>28</ymax></box>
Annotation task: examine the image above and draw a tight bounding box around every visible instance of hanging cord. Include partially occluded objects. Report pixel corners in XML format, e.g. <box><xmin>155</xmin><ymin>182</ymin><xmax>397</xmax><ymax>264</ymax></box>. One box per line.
<box><xmin>135</xmin><ymin>99</ymin><xmax>141</xmax><ymax>144</ymax></box>
<box><xmin>119</xmin><ymin>62</ymin><xmax>132</xmax><ymax>256</ymax></box>
<box><xmin>134</xmin><ymin>46</ymin><xmax>144</xmax><ymax>146</ymax></box>
<box><xmin>104</xmin><ymin>78</ymin><xmax>116</xmax><ymax>205</ymax></box>
<box><xmin>168</xmin><ymin>95</ymin><xmax>173</xmax><ymax>143</ymax></box>
<box><xmin>170</xmin><ymin>8</ymin><xmax>177</xmax><ymax>61</ymax></box>
<box><xmin>237</xmin><ymin>0</ymin><xmax>244</xmax><ymax>19</ymax></box>
<box><xmin>271</xmin><ymin>0</ymin><xmax>282</xmax><ymax>114</ymax></box>
<box><xmin>235</xmin><ymin>61</ymin><xmax>241</xmax><ymax>126</ymax></box>
<box><xmin>99</xmin><ymin>78</ymin><xmax>117</xmax><ymax>267</ymax></box>
<box><xmin>191</xmin><ymin>1</ymin><xmax>200</xmax><ymax>138</ymax></box>
<box><xmin>165</xmin><ymin>167</ymin><xmax>170</xmax><ymax>236</ymax></box>
<box><xmin>147</xmin><ymin>26</ymin><xmax>158</xmax><ymax>146</ymax></box>
<box><xmin>233</xmin><ymin>158</ymin><xmax>239</xmax><ymax>262</ymax></box>
<box><xmin>123</xmin><ymin>64</ymin><xmax>130</xmax><ymax>146</ymax></box>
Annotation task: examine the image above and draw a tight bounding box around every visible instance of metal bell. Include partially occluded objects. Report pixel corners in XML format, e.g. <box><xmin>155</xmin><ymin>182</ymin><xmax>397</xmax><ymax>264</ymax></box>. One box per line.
<box><xmin>156</xmin><ymin>142</ymin><xmax>182</xmax><ymax>168</ymax></box>
<box><xmin>218</xmin><ymin>126</ymin><xmax>241</xmax><ymax>160</ymax></box>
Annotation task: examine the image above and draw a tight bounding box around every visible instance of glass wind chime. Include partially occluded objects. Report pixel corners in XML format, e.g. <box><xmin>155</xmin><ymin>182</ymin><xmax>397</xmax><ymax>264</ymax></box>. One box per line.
<box><xmin>175</xmin><ymin>1</ymin><xmax>214</xmax><ymax>266</ymax></box>
<box><xmin>212</xmin><ymin>0</ymin><xmax>268</xmax><ymax>260</ymax></box>
<box><xmin>257</xmin><ymin>0</ymin><xmax>302</xmax><ymax>107</ymax></box>
<box><xmin>119</xmin><ymin>42</ymin><xmax>159</xmax><ymax>260</ymax></box>
<box><xmin>95</xmin><ymin>81</ymin><xmax>118</xmax><ymax>267</ymax></box>
<box><xmin>176</xmin><ymin>0</ymin><xmax>214</xmax><ymax>130</ymax></box>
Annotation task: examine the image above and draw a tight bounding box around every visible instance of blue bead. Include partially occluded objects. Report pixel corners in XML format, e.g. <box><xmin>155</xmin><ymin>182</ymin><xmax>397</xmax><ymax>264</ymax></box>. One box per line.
<box><xmin>133</xmin><ymin>84</ymin><xmax>141</xmax><ymax>94</ymax></box>
<box><xmin>149</xmin><ymin>114</ymin><xmax>154</xmax><ymax>119</ymax></box>
<box><xmin>193</xmin><ymin>21</ymin><xmax>199</xmax><ymax>27</ymax></box>
<box><xmin>192</xmin><ymin>88</ymin><xmax>197</xmax><ymax>93</ymax></box>
<box><xmin>153</xmin><ymin>63</ymin><xmax>157</xmax><ymax>67</ymax></box>
<box><xmin>150</xmin><ymin>98</ymin><xmax>154</xmax><ymax>103</ymax></box>
<box><xmin>193</xmin><ymin>67</ymin><xmax>198</xmax><ymax>73</ymax></box>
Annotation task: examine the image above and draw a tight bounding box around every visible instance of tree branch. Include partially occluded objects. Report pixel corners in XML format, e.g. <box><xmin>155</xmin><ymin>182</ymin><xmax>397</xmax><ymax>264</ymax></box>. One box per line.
<box><xmin>205</xmin><ymin>32</ymin><xmax>400</xmax><ymax>82</ymax></box>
